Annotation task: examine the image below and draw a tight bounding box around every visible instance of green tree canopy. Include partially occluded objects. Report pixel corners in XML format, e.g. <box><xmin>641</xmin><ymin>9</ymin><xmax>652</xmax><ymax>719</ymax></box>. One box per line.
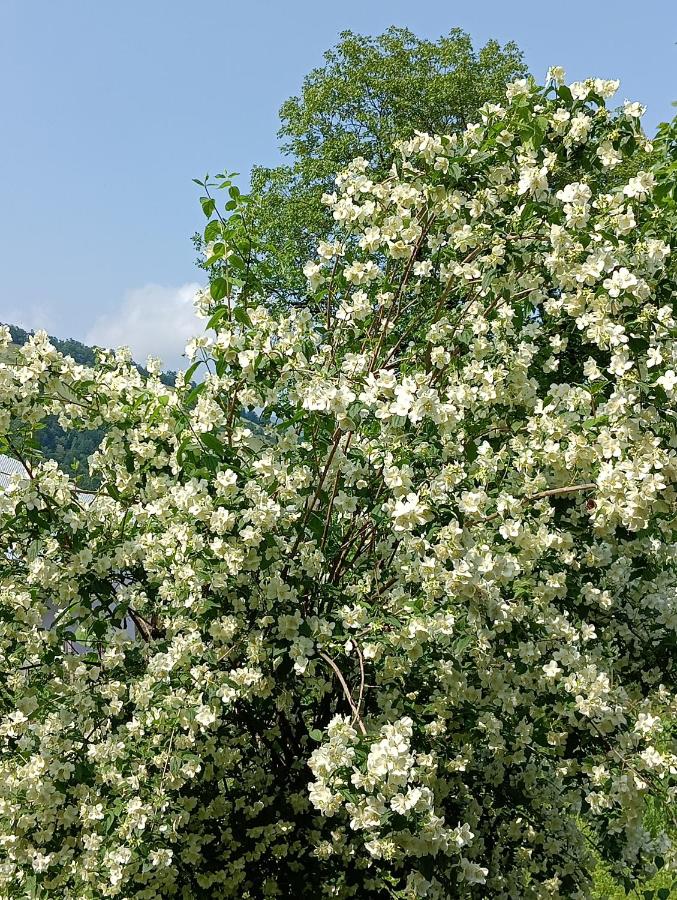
<box><xmin>203</xmin><ymin>27</ymin><xmax>527</xmax><ymax>300</ymax></box>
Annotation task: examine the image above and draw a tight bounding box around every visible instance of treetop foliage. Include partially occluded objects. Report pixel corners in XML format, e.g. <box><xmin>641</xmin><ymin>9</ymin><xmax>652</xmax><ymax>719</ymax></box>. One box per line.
<box><xmin>202</xmin><ymin>27</ymin><xmax>528</xmax><ymax>301</ymax></box>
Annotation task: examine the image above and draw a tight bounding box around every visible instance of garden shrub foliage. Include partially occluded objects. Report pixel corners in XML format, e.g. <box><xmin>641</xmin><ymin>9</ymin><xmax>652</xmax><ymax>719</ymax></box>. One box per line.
<box><xmin>0</xmin><ymin>71</ymin><xmax>676</xmax><ymax>898</ymax></box>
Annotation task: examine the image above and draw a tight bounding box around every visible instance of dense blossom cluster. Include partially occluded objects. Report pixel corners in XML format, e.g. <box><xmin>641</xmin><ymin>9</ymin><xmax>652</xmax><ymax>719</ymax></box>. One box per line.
<box><xmin>0</xmin><ymin>71</ymin><xmax>676</xmax><ymax>898</ymax></box>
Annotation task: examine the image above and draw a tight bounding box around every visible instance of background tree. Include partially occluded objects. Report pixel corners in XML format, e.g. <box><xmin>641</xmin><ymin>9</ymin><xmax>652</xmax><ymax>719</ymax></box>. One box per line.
<box><xmin>199</xmin><ymin>27</ymin><xmax>527</xmax><ymax>301</ymax></box>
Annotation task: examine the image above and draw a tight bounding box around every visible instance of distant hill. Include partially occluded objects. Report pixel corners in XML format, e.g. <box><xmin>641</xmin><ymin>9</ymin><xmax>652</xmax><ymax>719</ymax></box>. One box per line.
<box><xmin>5</xmin><ymin>324</ymin><xmax>178</xmax><ymax>386</ymax></box>
<box><xmin>2</xmin><ymin>324</ymin><xmax>178</xmax><ymax>489</ymax></box>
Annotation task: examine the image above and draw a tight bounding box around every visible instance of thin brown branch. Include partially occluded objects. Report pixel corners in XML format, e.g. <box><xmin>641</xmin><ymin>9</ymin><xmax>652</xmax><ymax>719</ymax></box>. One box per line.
<box><xmin>352</xmin><ymin>642</ymin><xmax>366</xmax><ymax>728</ymax></box>
<box><xmin>318</xmin><ymin>650</ymin><xmax>367</xmax><ymax>736</ymax></box>
<box><xmin>473</xmin><ymin>482</ymin><xmax>597</xmax><ymax>524</ymax></box>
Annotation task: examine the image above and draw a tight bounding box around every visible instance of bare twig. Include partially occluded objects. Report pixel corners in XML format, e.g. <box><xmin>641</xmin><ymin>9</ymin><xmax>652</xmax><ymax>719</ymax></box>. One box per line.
<box><xmin>472</xmin><ymin>483</ymin><xmax>597</xmax><ymax>524</ymax></box>
<box><xmin>352</xmin><ymin>642</ymin><xmax>366</xmax><ymax>729</ymax></box>
<box><xmin>318</xmin><ymin>650</ymin><xmax>367</xmax><ymax>736</ymax></box>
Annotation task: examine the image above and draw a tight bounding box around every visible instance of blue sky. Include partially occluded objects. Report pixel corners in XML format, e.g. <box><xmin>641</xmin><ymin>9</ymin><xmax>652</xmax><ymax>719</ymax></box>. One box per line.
<box><xmin>1</xmin><ymin>0</ymin><xmax>675</xmax><ymax>369</ymax></box>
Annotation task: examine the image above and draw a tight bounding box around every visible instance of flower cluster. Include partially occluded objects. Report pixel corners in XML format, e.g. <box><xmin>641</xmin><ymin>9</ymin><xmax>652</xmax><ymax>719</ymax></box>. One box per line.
<box><xmin>0</xmin><ymin>69</ymin><xmax>676</xmax><ymax>898</ymax></box>
<box><xmin>308</xmin><ymin>715</ymin><xmax>484</xmax><ymax>893</ymax></box>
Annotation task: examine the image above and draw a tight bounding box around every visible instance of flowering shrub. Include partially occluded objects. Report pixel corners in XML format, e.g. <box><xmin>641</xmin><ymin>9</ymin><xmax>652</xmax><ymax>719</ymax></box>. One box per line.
<box><xmin>0</xmin><ymin>71</ymin><xmax>676</xmax><ymax>898</ymax></box>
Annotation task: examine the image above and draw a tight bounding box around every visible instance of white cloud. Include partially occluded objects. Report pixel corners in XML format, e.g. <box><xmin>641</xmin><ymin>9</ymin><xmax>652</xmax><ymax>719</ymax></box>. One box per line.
<box><xmin>86</xmin><ymin>282</ymin><xmax>202</xmax><ymax>372</ymax></box>
<box><xmin>0</xmin><ymin>303</ymin><xmax>56</xmax><ymax>335</ymax></box>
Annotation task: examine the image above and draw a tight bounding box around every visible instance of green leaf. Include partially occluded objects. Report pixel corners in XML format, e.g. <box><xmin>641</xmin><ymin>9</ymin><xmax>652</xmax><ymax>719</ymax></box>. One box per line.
<box><xmin>183</xmin><ymin>360</ymin><xmax>202</xmax><ymax>384</ymax></box>
<box><xmin>233</xmin><ymin>306</ymin><xmax>252</xmax><ymax>328</ymax></box>
<box><xmin>210</xmin><ymin>277</ymin><xmax>230</xmax><ymax>301</ymax></box>
<box><xmin>530</xmin><ymin>116</ymin><xmax>549</xmax><ymax>150</ymax></box>
<box><xmin>228</xmin><ymin>253</ymin><xmax>246</xmax><ymax>271</ymax></box>
<box><xmin>185</xmin><ymin>381</ymin><xmax>205</xmax><ymax>406</ymax></box>
<box><xmin>448</xmin><ymin>162</ymin><xmax>462</xmax><ymax>181</ymax></box>
<box><xmin>207</xmin><ymin>307</ymin><xmax>229</xmax><ymax>331</ymax></box>
<box><xmin>582</xmin><ymin>414</ymin><xmax>609</xmax><ymax>430</ymax></box>
<box><xmin>200</xmin><ymin>197</ymin><xmax>216</xmax><ymax>218</ymax></box>
<box><xmin>201</xmin><ymin>432</ymin><xmax>224</xmax><ymax>455</ymax></box>
<box><xmin>204</xmin><ymin>220</ymin><xmax>222</xmax><ymax>243</ymax></box>
<box><xmin>92</xmin><ymin>619</ymin><xmax>107</xmax><ymax>638</ymax></box>
<box><xmin>453</xmin><ymin>635</ymin><xmax>471</xmax><ymax>655</ymax></box>
<box><xmin>306</xmin><ymin>510</ymin><xmax>325</xmax><ymax>542</ymax></box>
<box><xmin>309</xmin><ymin>728</ymin><xmax>324</xmax><ymax>742</ymax></box>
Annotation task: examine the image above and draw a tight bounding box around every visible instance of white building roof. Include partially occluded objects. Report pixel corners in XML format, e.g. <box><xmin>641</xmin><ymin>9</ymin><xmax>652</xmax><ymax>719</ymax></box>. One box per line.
<box><xmin>0</xmin><ymin>452</ymin><xmax>28</xmax><ymax>489</ymax></box>
<box><xmin>0</xmin><ymin>452</ymin><xmax>92</xmax><ymax>503</ymax></box>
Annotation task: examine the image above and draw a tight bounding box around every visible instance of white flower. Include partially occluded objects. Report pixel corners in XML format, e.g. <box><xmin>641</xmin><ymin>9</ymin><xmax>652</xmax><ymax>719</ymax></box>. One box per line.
<box><xmin>303</xmin><ymin>260</ymin><xmax>324</xmax><ymax>290</ymax></box>
<box><xmin>389</xmin><ymin>793</ymin><xmax>411</xmax><ymax>814</ymax></box>
<box><xmin>623</xmin><ymin>100</ymin><xmax>646</xmax><ymax>118</ymax></box>
<box><xmin>594</xmin><ymin>78</ymin><xmax>620</xmax><ymax>99</ymax></box>
<box><xmin>31</xmin><ymin>852</ymin><xmax>53</xmax><ymax>873</ymax></box>
<box><xmin>646</xmin><ymin>347</ymin><xmax>663</xmax><ymax>369</ymax></box>
<box><xmin>308</xmin><ymin>781</ymin><xmax>339</xmax><ymax>815</ymax></box>
<box><xmin>195</xmin><ymin>705</ymin><xmax>216</xmax><ymax>729</ymax></box>
<box><xmin>506</xmin><ymin>78</ymin><xmax>530</xmax><ymax>101</ymax></box>
<box><xmin>543</xmin><ymin>660</ymin><xmax>561</xmax><ymax>678</ymax></box>
<box><xmin>634</xmin><ymin>713</ymin><xmax>662</xmax><ymax>736</ymax></box>
<box><xmin>568</xmin><ymin>112</ymin><xmax>592</xmax><ymax>144</ymax></box>
<box><xmin>451</xmin><ymin>823</ymin><xmax>475</xmax><ymax>848</ymax></box>
<box><xmin>603</xmin><ymin>267</ymin><xmax>638</xmax><ymax>298</ymax></box>
<box><xmin>556</xmin><ymin>182</ymin><xmax>592</xmax><ymax>206</ymax></box>
<box><xmin>583</xmin><ymin>358</ymin><xmax>602</xmax><ymax>381</ymax></box>
<box><xmin>623</xmin><ymin>171</ymin><xmax>655</xmax><ymax>201</ymax></box>
<box><xmin>517</xmin><ymin>165</ymin><xmax>549</xmax><ymax>200</ymax></box>
<box><xmin>596</xmin><ymin>141</ymin><xmax>622</xmax><ymax>168</ymax></box>
<box><xmin>460</xmin><ymin>858</ymin><xmax>489</xmax><ymax>884</ymax></box>
<box><xmin>640</xmin><ymin>747</ymin><xmax>664</xmax><ymax>768</ymax></box>
<box><xmin>656</xmin><ymin>370</ymin><xmax>677</xmax><ymax>395</ymax></box>
<box><xmin>547</xmin><ymin>66</ymin><xmax>566</xmax><ymax>85</ymax></box>
<box><xmin>391</xmin><ymin>493</ymin><xmax>430</xmax><ymax>532</ymax></box>
<box><xmin>569</xmin><ymin>81</ymin><xmax>591</xmax><ymax>101</ymax></box>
